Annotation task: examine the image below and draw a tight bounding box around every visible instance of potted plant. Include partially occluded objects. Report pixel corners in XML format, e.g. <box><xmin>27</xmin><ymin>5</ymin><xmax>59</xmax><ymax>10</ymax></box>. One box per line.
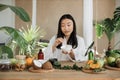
<box><xmin>0</xmin><ymin>4</ymin><xmax>48</xmax><ymax>68</ymax></box>
<box><xmin>95</xmin><ymin>7</ymin><xmax>120</xmax><ymax>68</ymax></box>
<box><xmin>0</xmin><ymin>3</ymin><xmax>31</xmax><ymax>71</ymax></box>
<box><xmin>95</xmin><ymin>6</ymin><xmax>120</xmax><ymax>51</ymax></box>
<box><xmin>19</xmin><ymin>25</ymin><xmax>46</xmax><ymax>56</ymax></box>
<box><xmin>0</xmin><ymin>3</ymin><xmax>30</xmax><ymax>58</ymax></box>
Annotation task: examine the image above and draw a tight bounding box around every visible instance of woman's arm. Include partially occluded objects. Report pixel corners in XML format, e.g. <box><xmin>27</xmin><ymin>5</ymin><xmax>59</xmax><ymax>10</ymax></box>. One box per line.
<box><xmin>67</xmin><ymin>36</ymin><xmax>87</xmax><ymax>62</ymax></box>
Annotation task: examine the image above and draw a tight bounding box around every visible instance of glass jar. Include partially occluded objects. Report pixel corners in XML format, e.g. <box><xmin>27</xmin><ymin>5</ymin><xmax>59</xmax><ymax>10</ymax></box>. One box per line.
<box><xmin>94</xmin><ymin>54</ymin><xmax>105</xmax><ymax>68</ymax></box>
<box><xmin>0</xmin><ymin>53</ymin><xmax>11</xmax><ymax>71</ymax></box>
<box><xmin>15</xmin><ymin>55</ymin><xmax>26</xmax><ymax>71</ymax></box>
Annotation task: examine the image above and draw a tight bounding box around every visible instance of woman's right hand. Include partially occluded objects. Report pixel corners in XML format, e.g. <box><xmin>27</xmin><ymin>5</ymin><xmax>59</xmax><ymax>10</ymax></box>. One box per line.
<box><xmin>52</xmin><ymin>37</ymin><xmax>64</xmax><ymax>52</ymax></box>
<box><xmin>54</xmin><ymin>37</ymin><xmax>64</xmax><ymax>47</ymax></box>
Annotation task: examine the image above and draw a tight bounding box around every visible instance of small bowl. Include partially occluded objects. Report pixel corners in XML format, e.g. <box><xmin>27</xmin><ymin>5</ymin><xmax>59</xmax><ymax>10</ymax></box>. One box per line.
<box><xmin>61</xmin><ymin>45</ymin><xmax>72</xmax><ymax>53</ymax></box>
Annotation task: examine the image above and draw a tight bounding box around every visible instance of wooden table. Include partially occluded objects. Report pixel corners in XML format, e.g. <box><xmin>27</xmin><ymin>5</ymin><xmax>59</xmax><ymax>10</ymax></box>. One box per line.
<box><xmin>0</xmin><ymin>61</ymin><xmax>120</xmax><ymax>80</ymax></box>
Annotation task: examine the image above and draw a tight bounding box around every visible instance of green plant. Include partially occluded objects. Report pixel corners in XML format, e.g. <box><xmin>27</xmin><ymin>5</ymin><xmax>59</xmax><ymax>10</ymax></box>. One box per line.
<box><xmin>0</xmin><ymin>26</ymin><xmax>29</xmax><ymax>56</ymax></box>
<box><xmin>95</xmin><ymin>6</ymin><xmax>120</xmax><ymax>50</ymax></box>
<box><xmin>0</xmin><ymin>45</ymin><xmax>13</xmax><ymax>58</ymax></box>
<box><xmin>19</xmin><ymin>25</ymin><xmax>46</xmax><ymax>56</ymax></box>
<box><xmin>0</xmin><ymin>3</ymin><xmax>30</xmax><ymax>58</ymax></box>
<box><xmin>0</xmin><ymin>4</ymin><xmax>47</xmax><ymax>57</ymax></box>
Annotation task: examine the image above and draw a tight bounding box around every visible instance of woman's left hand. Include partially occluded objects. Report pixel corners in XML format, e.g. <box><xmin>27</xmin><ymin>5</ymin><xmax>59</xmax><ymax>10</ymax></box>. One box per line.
<box><xmin>62</xmin><ymin>50</ymin><xmax>70</xmax><ymax>54</ymax></box>
<box><xmin>68</xmin><ymin>50</ymin><xmax>75</xmax><ymax>60</ymax></box>
<box><xmin>62</xmin><ymin>49</ymin><xmax>75</xmax><ymax>60</ymax></box>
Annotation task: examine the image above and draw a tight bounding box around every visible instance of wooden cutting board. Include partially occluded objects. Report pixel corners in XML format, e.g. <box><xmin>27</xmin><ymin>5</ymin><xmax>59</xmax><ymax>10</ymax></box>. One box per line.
<box><xmin>28</xmin><ymin>67</ymin><xmax>54</xmax><ymax>73</ymax></box>
<box><xmin>105</xmin><ymin>64</ymin><xmax>120</xmax><ymax>71</ymax></box>
<box><xmin>81</xmin><ymin>68</ymin><xmax>106</xmax><ymax>74</ymax></box>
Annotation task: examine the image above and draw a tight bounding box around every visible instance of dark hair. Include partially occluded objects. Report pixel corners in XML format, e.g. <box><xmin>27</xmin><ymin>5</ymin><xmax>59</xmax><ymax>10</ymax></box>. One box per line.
<box><xmin>56</xmin><ymin>14</ymin><xmax>78</xmax><ymax>49</ymax></box>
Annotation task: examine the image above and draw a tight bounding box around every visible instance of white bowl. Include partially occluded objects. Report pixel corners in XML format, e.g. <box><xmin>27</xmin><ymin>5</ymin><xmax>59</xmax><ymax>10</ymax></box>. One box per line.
<box><xmin>61</xmin><ymin>45</ymin><xmax>72</xmax><ymax>53</ymax></box>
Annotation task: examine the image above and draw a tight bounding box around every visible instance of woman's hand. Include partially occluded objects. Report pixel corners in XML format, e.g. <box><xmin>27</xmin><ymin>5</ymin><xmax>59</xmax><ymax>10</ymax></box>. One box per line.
<box><xmin>52</xmin><ymin>37</ymin><xmax>64</xmax><ymax>52</ymax></box>
<box><xmin>69</xmin><ymin>50</ymin><xmax>75</xmax><ymax>60</ymax></box>
<box><xmin>54</xmin><ymin>38</ymin><xmax>64</xmax><ymax>47</ymax></box>
<box><xmin>62</xmin><ymin>50</ymin><xmax>69</xmax><ymax>54</ymax></box>
<box><xmin>62</xmin><ymin>49</ymin><xmax>75</xmax><ymax>60</ymax></box>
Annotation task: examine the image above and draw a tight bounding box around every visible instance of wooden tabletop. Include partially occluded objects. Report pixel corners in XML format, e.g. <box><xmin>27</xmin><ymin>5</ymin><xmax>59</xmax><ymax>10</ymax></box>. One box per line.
<box><xmin>0</xmin><ymin>61</ymin><xmax>120</xmax><ymax>80</ymax></box>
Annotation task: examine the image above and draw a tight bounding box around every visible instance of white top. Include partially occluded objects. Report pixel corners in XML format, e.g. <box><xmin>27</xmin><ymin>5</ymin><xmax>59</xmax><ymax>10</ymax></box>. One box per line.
<box><xmin>43</xmin><ymin>35</ymin><xmax>88</xmax><ymax>62</ymax></box>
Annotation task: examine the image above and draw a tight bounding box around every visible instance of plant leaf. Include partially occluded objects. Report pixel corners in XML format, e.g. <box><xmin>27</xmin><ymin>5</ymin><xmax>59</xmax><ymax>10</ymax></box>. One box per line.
<box><xmin>0</xmin><ymin>4</ymin><xmax>30</xmax><ymax>22</ymax></box>
<box><xmin>103</xmin><ymin>18</ymin><xmax>115</xmax><ymax>41</ymax></box>
<box><xmin>114</xmin><ymin>6</ymin><xmax>120</xmax><ymax>21</ymax></box>
<box><xmin>115</xmin><ymin>19</ymin><xmax>120</xmax><ymax>32</ymax></box>
<box><xmin>0</xmin><ymin>4</ymin><xmax>8</xmax><ymax>11</ymax></box>
<box><xmin>0</xmin><ymin>26</ymin><xmax>28</xmax><ymax>52</ymax></box>
<box><xmin>0</xmin><ymin>45</ymin><xmax>13</xmax><ymax>58</ymax></box>
<box><xmin>9</xmin><ymin>6</ymin><xmax>30</xmax><ymax>22</ymax></box>
<box><xmin>95</xmin><ymin>23</ymin><xmax>104</xmax><ymax>39</ymax></box>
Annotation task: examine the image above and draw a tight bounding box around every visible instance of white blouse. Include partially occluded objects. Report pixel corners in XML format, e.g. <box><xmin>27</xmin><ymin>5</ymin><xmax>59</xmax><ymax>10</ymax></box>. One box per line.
<box><xmin>43</xmin><ymin>35</ymin><xmax>88</xmax><ymax>62</ymax></box>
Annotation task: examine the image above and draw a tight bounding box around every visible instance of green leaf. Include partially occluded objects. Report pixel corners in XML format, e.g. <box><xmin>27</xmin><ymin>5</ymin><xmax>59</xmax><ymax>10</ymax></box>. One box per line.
<box><xmin>114</xmin><ymin>6</ymin><xmax>120</xmax><ymax>21</ymax></box>
<box><xmin>0</xmin><ymin>4</ymin><xmax>8</xmax><ymax>11</ymax></box>
<box><xmin>95</xmin><ymin>6</ymin><xmax>120</xmax><ymax>49</ymax></box>
<box><xmin>0</xmin><ymin>45</ymin><xmax>13</xmax><ymax>58</ymax></box>
<box><xmin>9</xmin><ymin>6</ymin><xmax>30</xmax><ymax>22</ymax></box>
<box><xmin>95</xmin><ymin>23</ymin><xmax>104</xmax><ymax>39</ymax></box>
<box><xmin>0</xmin><ymin>4</ymin><xmax>30</xmax><ymax>22</ymax></box>
<box><xmin>115</xmin><ymin>19</ymin><xmax>120</xmax><ymax>32</ymax></box>
<box><xmin>103</xmin><ymin>18</ymin><xmax>115</xmax><ymax>41</ymax></box>
<box><xmin>0</xmin><ymin>26</ymin><xmax>28</xmax><ymax>52</ymax></box>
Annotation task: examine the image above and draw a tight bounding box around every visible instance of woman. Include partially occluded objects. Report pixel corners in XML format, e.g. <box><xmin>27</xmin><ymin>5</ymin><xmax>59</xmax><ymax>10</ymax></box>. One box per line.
<box><xmin>43</xmin><ymin>14</ymin><xmax>87</xmax><ymax>62</ymax></box>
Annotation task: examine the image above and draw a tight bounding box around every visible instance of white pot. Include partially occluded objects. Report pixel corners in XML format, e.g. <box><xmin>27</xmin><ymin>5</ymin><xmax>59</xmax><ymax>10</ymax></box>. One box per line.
<box><xmin>15</xmin><ymin>55</ymin><xmax>26</xmax><ymax>64</ymax></box>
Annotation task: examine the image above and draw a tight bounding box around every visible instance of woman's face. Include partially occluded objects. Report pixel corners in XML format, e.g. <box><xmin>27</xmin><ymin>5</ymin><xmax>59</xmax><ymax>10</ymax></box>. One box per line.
<box><xmin>61</xmin><ymin>19</ymin><xmax>73</xmax><ymax>37</ymax></box>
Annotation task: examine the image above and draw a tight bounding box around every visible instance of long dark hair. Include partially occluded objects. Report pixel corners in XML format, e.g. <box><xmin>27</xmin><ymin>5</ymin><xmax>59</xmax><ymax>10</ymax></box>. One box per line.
<box><xmin>56</xmin><ymin>14</ymin><xmax>78</xmax><ymax>49</ymax></box>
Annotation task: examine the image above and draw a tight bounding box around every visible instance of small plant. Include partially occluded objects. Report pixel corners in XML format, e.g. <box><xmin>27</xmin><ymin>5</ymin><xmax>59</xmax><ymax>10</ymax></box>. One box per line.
<box><xmin>19</xmin><ymin>25</ymin><xmax>46</xmax><ymax>56</ymax></box>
